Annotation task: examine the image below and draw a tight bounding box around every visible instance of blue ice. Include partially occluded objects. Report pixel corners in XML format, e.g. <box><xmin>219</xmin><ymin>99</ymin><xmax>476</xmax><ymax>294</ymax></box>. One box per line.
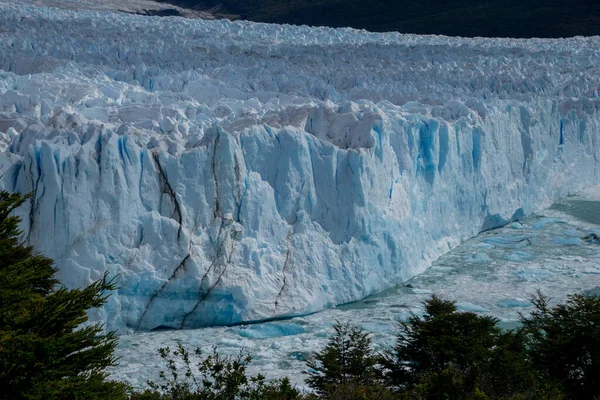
<box><xmin>470</xmin><ymin>252</ymin><xmax>491</xmax><ymax>263</ymax></box>
<box><xmin>483</xmin><ymin>234</ymin><xmax>535</xmax><ymax>248</ymax></box>
<box><xmin>497</xmin><ymin>299</ymin><xmax>533</xmax><ymax>308</ymax></box>
<box><xmin>532</xmin><ymin>218</ymin><xmax>560</xmax><ymax>230</ymax></box>
<box><xmin>237</xmin><ymin>323</ymin><xmax>305</xmax><ymax>339</ymax></box>
<box><xmin>456</xmin><ymin>302</ymin><xmax>488</xmax><ymax>313</ymax></box>
<box><xmin>551</xmin><ymin>237</ymin><xmax>582</xmax><ymax>246</ymax></box>
<box><xmin>505</xmin><ymin>251</ymin><xmax>534</xmax><ymax>262</ymax></box>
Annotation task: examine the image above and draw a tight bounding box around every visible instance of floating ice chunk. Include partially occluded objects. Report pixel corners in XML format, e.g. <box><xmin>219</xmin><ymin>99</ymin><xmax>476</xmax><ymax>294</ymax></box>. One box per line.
<box><xmin>360</xmin><ymin>322</ymin><xmax>395</xmax><ymax>334</ymax></box>
<box><xmin>556</xmin><ymin>255</ymin><xmax>585</xmax><ymax>262</ymax></box>
<box><xmin>564</xmin><ymin>229</ymin><xmax>582</xmax><ymax>237</ymax></box>
<box><xmin>497</xmin><ymin>299</ymin><xmax>533</xmax><ymax>308</ymax></box>
<box><xmin>509</xmin><ymin>222</ymin><xmax>525</xmax><ymax>230</ymax></box>
<box><xmin>514</xmin><ymin>269</ymin><xmax>554</xmax><ymax>281</ymax></box>
<box><xmin>412</xmin><ymin>288</ymin><xmax>433</xmax><ymax>294</ymax></box>
<box><xmin>218</xmin><ymin>337</ymin><xmax>257</xmax><ymax>349</ymax></box>
<box><xmin>237</xmin><ymin>323</ymin><xmax>305</xmax><ymax>339</ymax></box>
<box><xmin>532</xmin><ymin>218</ymin><xmax>560</xmax><ymax>230</ymax></box>
<box><xmin>456</xmin><ymin>302</ymin><xmax>488</xmax><ymax>313</ymax></box>
<box><xmin>483</xmin><ymin>235</ymin><xmax>535</xmax><ymax>248</ymax></box>
<box><xmin>394</xmin><ymin>310</ymin><xmax>425</xmax><ymax>322</ymax></box>
<box><xmin>394</xmin><ymin>312</ymin><xmax>411</xmax><ymax>322</ymax></box>
<box><xmin>505</xmin><ymin>251</ymin><xmax>534</xmax><ymax>262</ymax></box>
<box><xmin>580</xmin><ymin>267</ymin><xmax>600</xmax><ymax>274</ymax></box>
<box><xmin>289</xmin><ymin>351</ymin><xmax>310</xmax><ymax>361</ymax></box>
<box><xmin>469</xmin><ymin>252</ymin><xmax>491</xmax><ymax>263</ymax></box>
<box><xmin>551</xmin><ymin>237</ymin><xmax>582</xmax><ymax>246</ymax></box>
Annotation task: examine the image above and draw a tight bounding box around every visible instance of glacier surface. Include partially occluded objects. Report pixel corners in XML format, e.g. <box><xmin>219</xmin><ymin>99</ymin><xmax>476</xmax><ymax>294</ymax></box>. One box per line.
<box><xmin>0</xmin><ymin>1</ymin><xmax>599</xmax><ymax>332</ymax></box>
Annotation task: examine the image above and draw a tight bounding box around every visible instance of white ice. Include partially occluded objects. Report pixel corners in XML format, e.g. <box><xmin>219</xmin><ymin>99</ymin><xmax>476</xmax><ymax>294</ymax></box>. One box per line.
<box><xmin>0</xmin><ymin>1</ymin><xmax>600</xmax><ymax>333</ymax></box>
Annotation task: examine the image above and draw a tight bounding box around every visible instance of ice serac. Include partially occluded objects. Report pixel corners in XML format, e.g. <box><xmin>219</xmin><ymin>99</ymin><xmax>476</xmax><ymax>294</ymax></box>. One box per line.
<box><xmin>0</xmin><ymin>2</ymin><xmax>599</xmax><ymax>332</ymax></box>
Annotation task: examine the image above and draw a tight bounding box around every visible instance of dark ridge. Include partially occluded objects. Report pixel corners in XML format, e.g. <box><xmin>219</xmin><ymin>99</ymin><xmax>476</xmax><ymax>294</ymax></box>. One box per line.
<box><xmin>160</xmin><ymin>0</ymin><xmax>600</xmax><ymax>38</ymax></box>
<box><xmin>150</xmin><ymin>324</ymin><xmax>178</xmax><ymax>331</ymax></box>
<box><xmin>140</xmin><ymin>8</ymin><xmax>183</xmax><ymax>17</ymax></box>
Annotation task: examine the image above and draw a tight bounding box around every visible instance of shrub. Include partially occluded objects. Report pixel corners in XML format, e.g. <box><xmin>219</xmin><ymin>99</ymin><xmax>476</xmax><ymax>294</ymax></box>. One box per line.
<box><xmin>131</xmin><ymin>343</ymin><xmax>301</xmax><ymax>400</ymax></box>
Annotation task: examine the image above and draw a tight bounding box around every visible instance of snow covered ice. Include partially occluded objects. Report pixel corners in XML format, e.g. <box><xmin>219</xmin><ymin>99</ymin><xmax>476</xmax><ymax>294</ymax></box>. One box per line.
<box><xmin>1</xmin><ymin>1</ymin><xmax>600</xmax><ymax>333</ymax></box>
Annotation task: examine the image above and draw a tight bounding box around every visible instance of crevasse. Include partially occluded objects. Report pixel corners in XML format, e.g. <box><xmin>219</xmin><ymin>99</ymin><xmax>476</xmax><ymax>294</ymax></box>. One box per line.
<box><xmin>0</xmin><ymin>1</ymin><xmax>599</xmax><ymax>332</ymax></box>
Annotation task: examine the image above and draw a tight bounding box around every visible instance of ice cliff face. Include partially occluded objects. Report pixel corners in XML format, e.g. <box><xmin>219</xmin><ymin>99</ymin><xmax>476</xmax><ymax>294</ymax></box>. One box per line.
<box><xmin>1</xmin><ymin>2</ymin><xmax>599</xmax><ymax>332</ymax></box>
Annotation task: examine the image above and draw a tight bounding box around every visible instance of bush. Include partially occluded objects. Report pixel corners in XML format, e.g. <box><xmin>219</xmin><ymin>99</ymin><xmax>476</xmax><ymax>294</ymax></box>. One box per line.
<box><xmin>131</xmin><ymin>343</ymin><xmax>301</xmax><ymax>400</ymax></box>
<box><xmin>521</xmin><ymin>292</ymin><xmax>600</xmax><ymax>399</ymax></box>
<box><xmin>0</xmin><ymin>191</ymin><xmax>127</xmax><ymax>400</ymax></box>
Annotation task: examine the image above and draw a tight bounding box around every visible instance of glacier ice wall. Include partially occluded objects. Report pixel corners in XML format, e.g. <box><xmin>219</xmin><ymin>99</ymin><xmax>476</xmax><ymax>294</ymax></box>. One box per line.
<box><xmin>1</xmin><ymin>2</ymin><xmax>599</xmax><ymax>332</ymax></box>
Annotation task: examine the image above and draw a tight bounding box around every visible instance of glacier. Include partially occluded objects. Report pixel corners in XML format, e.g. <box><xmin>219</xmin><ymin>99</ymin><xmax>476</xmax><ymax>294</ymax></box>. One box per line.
<box><xmin>0</xmin><ymin>1</ymin><xmax>599</xmax><ymax>332</ymax></box>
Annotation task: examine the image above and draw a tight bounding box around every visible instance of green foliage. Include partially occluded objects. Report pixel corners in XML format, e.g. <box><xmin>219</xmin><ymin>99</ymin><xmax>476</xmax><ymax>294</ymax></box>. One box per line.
<box><xmin>0</xmin><ymin>191</ymin><xmax>127</xmax><ymax>400</ymax></box>
<box><xmin>386</xmin><ymin>296</ymin><xmax>500</xmax><ymax>393</ymax></box>
<box><xmin>521</xmin><ymin>292</ymin><xmax>600</xmax><ymax>399</ymax></box>
<box><xmin>305</xmin><ymin>321</ymin><xmax>392</xmax><ymax>400</ymax></box>
<box><xmin>385</xmin><ymin>295</ymin><xmax>561</xmax><ymax>399</ymax></box>
<box><xmin>303</xmin><ymin>383</ymin><xmax>396</xmax><ymax>400</ymax></box>
<box><xmin>131</xmin><ymin>343</ymin><xmax>301</xmax><ymax>400</ymax></box>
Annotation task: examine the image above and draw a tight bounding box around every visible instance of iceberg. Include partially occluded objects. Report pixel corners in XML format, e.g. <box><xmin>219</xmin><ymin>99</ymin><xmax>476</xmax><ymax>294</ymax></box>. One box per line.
<box><xmin>0</xmin><ymin>1</ymin><xmax>599</xmax><ymax>332</ymax></box>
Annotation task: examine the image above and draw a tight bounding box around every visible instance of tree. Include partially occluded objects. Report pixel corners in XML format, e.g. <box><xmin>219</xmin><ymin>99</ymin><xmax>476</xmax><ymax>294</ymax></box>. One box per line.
<box><xmin>305</xmin><ymin>321</ymin><xmax>391</xmax><ymax>400</ymax></box>
<box><xmin>385</xmin><ymin>296</ymin><xmax>499</xmax><ymax>395</ymax></box>
<box><xmin>385</xmin><ymin>295</ymin><xmax>561</xmax><ymax>400</ymax></box>
<box><xmin>0</xmin><ymin>191</ymin><xmax>127</xmax><ymax>400</ymax></box>
<box><xmin>521</xmin><ymin>292</ymin><xmax>600</xmax><ymax>399</ymax></box>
